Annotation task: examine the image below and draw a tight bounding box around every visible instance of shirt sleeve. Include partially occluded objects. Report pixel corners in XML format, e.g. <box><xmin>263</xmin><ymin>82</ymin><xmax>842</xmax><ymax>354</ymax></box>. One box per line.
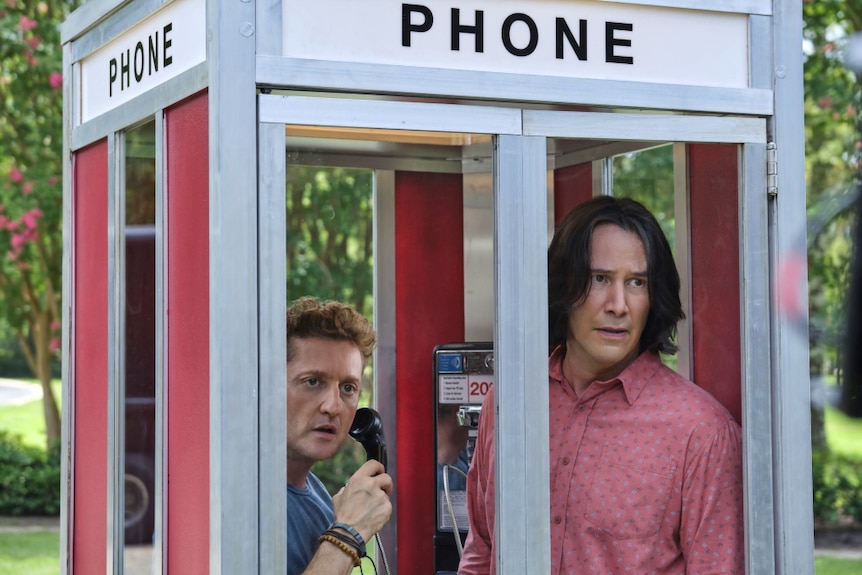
<box><xmin>679</xmin><ymin>416</ymin><xmax>745</xmax><ymax>574</ymax></box>
<box><xmin>458</xmin><ymin>388</ymin><xmax>496</xmax><ymax>575</ymax></box>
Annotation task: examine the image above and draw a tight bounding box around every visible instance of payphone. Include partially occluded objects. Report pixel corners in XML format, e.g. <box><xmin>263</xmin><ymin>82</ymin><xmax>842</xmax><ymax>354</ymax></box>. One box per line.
<box><xmin>433</xmin><ymin>343</ymin><xmax>494</xmax><ymax>574</ymax></box>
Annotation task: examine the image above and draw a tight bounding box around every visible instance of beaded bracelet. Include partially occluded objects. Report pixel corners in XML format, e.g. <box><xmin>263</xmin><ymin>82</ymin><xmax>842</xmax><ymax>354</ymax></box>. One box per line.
<box><xmin>324</xmin><ymin>529</ymin><xmax>366</xmax><ymax>558</ymax></box>
<box><xmin>331</xmin><ymin>522</ymin><xmax>367</xmax><ymax>556</ymax></box>
<box><xmin>318</xmin><ymin>534</ymin><xmax>361</xmax><ymax>567</ymax></box>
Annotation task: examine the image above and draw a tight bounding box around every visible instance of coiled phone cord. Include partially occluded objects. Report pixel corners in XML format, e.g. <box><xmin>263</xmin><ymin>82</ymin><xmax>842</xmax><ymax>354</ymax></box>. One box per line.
<box><xmin>442</xmin><ymin>464</ymin><xmax>469</xmax><ymax>558</ymax></box>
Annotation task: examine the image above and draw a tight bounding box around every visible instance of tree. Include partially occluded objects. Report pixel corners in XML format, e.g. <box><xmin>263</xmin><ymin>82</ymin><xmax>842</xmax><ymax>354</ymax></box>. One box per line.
<box><xmin>0</xmin><ymin>0</ymin><xmax>79</xmax><ymax>449</ymax></box>
<box><xmin>803</xmin><ymin>0</ymin><xmax>862</xmax><ymax>418</ymax></box>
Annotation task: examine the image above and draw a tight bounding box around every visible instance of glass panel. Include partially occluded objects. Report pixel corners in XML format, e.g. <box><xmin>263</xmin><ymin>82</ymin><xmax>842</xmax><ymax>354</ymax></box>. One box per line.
<box><xmin>283</xmin><ymin>127</ymin><xmax>491</xmax><ymax>574</ymax></box>
<box><xmin>611</xmin><ymin>144</ymin><xmax>678</xmax><ymax>369</ymax></box>
<box><xmin>612</xmin><ymin>144</ymin><xmax>675</xmax><ymax>250</ymax></box>
<box><xmin>123</xmin><ymin>120</ymin><xmax>156</xmax><ymax>574</ymax></box>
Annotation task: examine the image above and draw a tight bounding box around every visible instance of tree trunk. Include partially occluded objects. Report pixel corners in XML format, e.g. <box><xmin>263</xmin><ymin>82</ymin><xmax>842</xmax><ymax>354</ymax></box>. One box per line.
<box><xmin>18</xmin><ymin>310</ymin><xmax>62</xmax><ymax>450</ymax></box>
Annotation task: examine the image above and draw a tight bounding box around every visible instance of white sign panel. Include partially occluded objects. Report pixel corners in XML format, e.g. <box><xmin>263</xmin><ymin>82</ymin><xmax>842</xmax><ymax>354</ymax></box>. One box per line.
<box><xmin>79</xmin><ymin>0</ymin><xmax>206</xmax><ymax>123</ymax></box>
<box><xmin>283</xmin><ymin>0</ymin><xmax>748</xmax><ymax>89</ymax></box>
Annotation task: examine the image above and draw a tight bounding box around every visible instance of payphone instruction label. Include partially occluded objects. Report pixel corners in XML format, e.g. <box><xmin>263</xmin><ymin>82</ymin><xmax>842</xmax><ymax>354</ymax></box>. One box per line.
<box><xmin>439</xmin><ymin>374</ymin><xmax>494</xmax><ymax>404</ymax></box>
<box><xmin>438</xmin><ymin>490</ymin><xmax>469</xmax><ymax>531</ymax></box>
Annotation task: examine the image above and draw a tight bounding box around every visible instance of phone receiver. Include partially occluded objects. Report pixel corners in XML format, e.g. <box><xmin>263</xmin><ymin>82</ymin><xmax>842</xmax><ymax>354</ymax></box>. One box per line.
<box><xmin>349</xmin><ymin>407</ymin><xmax>388</xmax><ymax>471</ymax></box>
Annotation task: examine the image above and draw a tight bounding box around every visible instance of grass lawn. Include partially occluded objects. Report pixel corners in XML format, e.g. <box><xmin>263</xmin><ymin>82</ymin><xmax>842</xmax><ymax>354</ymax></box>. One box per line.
<box><xmin>817</xmin><ymin>555</ymin><xmax>862</xmax><ymax>574</ymax></box>
<box><xmin>0</xmin><ymin>379</ymin><xmax>61</xmax><ymax>448</ymax></box>
<box><xmin>0</xmin><ymin>531</ymin><xmax>59</xmax><ymax>575</ymax></box>
<box><xmin>825</xmin><ymin>405</ymin><xmax>862</xmax><ymax>458</ymax></box>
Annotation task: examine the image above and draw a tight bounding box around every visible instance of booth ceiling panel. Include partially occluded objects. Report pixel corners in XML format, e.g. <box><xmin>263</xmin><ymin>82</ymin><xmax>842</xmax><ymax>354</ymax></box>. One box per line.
<box><xmin>257</xmin><ymin>57</ymin><xmax>774</xmax><ymax>116</ymax></box>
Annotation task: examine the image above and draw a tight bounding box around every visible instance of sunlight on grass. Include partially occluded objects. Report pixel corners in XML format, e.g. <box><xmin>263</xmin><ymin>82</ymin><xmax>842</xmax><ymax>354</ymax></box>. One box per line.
<box><xmin>0</xmin><ymin>380</ymin><xmax>61</xmax><ymax>449</ymax></box>
<box><xmin>0</xmin><ymin>531</ymin><xmax>59</xmax><ymax>575</ymax></box>
<box><xmin>816</xmin><ymin>554</ymin><xmax>862</xmax><ymax>574</ymax></box>
<box><xmin>825</xmin><ymin>405</ymin><xmax>862</xmax><ymax>458</ymax></box>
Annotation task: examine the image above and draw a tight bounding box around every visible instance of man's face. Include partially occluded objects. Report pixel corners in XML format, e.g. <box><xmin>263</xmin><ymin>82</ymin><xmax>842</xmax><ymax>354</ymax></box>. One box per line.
<box><xmin>566</xmin><ymin>223</ymin><xmax>650</xmax><ymax>382</ymax></box>
<box><xmin>287</xmin><ymin>337</ymin><xmax>363</xmax><ymax>469</ymax></box>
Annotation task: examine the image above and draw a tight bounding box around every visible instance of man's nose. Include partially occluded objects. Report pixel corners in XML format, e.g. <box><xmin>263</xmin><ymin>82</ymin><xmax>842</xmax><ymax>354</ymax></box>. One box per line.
<box><xmin>604</xmin><ymin>282</ymin><xmax>627</xmax><ymax>315</ymax></box>
<box><xmin>320</xmin><ymin>385</ymin><xmax>342</xmax><ymax>415</ymax></box>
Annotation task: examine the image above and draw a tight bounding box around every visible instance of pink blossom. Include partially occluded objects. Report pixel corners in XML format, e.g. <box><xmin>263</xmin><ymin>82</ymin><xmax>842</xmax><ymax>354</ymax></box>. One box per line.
<box><xmin>26</xmin><ymin>36</ymin><xmax>40</xmax><ymax>50</ymax></box>
<box><xmin>0</xmin><ymin>216</ymin><xmax>7</xmax><ymax>228</ymax></box>
<box><xmin>824</xmin><ymin>43</ymin><xmax>834</xmax><ymax>53</ymax></box>
<box><xmin>818</xmin><ymin>96</ymin><xmax>833</xmax><ymax>109</ymax></box>
<box><xmin>49</xmin><ymin>72</ymin><xmax>62</xmax><ymax>89</ymax></box>
<box><xmin>22</xmin><ymin>182</ymin><xmax>32</xmax><ymax>195</ymax></box>
<box><xmin>49</xmin><ymin>337</ymin><xmax>60</xmax><ymax>351</ymax></box>
<box><xmin>5</xmin><ymin>220</ymin><xmax>18</xmax><ymax>230</ymax></box>
<box><xmin>48</xmin><ymin>176</ymin><xmax>57</xmax><ymax>186</ymax></box>
<box><xmin>51</xmin><ymin>320</ymin><xmax>60</xmax><ymax>331</ymax></box>
<box><xmin>9</xmin><ymin>167</ymin><xmax>23</xmax><ymax>183</ymax></box>
<box><xmin>11</xmin><ymin>234</ymin><xmax>26</xmax><ymax>250</ymax></box>
<box><xmin>16</xmin><ymin>261</ymin><xmax>29</xmax><ymax>270</ymax></box>
<box><xmin>38</xmin><ymin>2</ymin><xmax>48</xmax><ymax>15</ymax></box>
<box><xmin>21</xmin><ymin>209</ymin><xmax>42</xmax><ymax>229</ymax></box>
<box><xmin>7</xmin><ymin>251</ymin><xmax>17</xmax><ymax>261</ymax></box>
<box><xmin>28</xmin><ymin>55</ymin><xmax>39</xmax><ymax>66</ymax></box>
<box><xmin>19</xmin><ymin>15</ymin><xmax>36</xmax><ymax>31</ymax></box>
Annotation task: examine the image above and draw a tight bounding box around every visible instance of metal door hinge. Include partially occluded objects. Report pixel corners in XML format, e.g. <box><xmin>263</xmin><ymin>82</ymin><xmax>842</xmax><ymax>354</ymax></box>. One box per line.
<box><xmin>767</xmin><ymin>142</ymin><xmax>778</xmax><ymax>198</ymax></box>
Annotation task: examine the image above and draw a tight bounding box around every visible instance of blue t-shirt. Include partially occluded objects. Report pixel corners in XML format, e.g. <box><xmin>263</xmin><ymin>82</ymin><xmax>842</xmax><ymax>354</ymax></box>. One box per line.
<box><xmin>437</xmin><ymin>448</ymin><xmax>471</xmax><ymax>492</ymax></box>
<box><xmin>287</xmin><ymin>473</ymin><xmax>334</xmax><ymax>575</ymax></box>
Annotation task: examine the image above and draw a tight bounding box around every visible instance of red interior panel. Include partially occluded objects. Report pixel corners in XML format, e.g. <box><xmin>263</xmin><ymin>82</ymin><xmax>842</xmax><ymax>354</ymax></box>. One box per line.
<box><xmin>394</xmin><ymin>171</ymin><xmax>465</xmax><ymax>575</ymax></box>
<box><xmin>165</xmin><ymin>90</ymin><xmax>210</xmax><ymax>574</ymax></box>
<box><xmin>72</xmin><ymin>140</ymin><xmax>109</xmax><ymax>574</ymax></box>
<box><xmin>689</xmin><ymin>144</ymin><xmax>742</xmax><ymax>423</ymax></box>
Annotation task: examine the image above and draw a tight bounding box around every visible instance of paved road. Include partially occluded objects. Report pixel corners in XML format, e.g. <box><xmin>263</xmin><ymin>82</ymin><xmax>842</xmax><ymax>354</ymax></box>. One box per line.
<box><xmin>0</xmin><ymin>378</ymin><xmax>42</xmax><ymax>406</ymax></box>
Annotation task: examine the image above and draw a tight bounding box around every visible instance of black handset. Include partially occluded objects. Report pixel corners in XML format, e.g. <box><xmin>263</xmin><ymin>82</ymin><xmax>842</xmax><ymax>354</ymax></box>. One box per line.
<box><xmin>349</xmin><ymin>407</ymin><xmax>388</xmax><ymax>471</ymax></box>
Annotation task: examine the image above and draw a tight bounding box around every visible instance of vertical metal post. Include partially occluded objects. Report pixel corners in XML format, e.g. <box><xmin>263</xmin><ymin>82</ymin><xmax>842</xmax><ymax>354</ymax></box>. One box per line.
<box><xmin>770</xmin><ymin>2</ymin><xmax>815</xmax><ymax>573</ymax></box>
<box><xmin>740</xmin><ymin>143</ymin><xmax>777</xmax><ymax>575</ymax></box>
<box><xmin>258</xmin><ymin>119</ymin><xmax>287</xmax><ymax>575</ymax></box>
<box><xmin>373</xmin><ymin>169</ymin><xmax>399</xmax><ymax>572</ymax></box>
<box><xmin>209</xmin><ymin>0</ymin><xmax>260</xmax><ymax>571</ymax></box>
<box><xmin>493</xmin><ymin>134</ymin><xmax>550</xmax><ymax>575</ymax></box>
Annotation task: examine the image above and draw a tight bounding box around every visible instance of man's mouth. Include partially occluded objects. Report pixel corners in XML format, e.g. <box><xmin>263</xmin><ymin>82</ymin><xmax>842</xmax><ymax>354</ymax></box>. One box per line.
<box><xmin>597</xmin><ymin>326</ymin><xmax>628</xmax><ymax>336</ymax></box>
<box><xmin>312</xmin><ymin>424</ymin><xmax>337</xmax><ymax>436</ymax></box>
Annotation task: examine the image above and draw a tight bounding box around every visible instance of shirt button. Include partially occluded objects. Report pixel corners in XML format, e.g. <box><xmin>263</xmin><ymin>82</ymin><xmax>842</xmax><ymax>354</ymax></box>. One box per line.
<box><xmin>553</xmin><ymin>516</ymin><xmax>562</xmax><ymax>524</ymax></box>
<box><xmin>562</xmin><ymin>457</ymin><xmax>570</xmax><ymax>466</ymax></box>
<box><xmin>578</xmin><ymin>404</ymin><xmax>586</xmax><ymax>412</ymax></box>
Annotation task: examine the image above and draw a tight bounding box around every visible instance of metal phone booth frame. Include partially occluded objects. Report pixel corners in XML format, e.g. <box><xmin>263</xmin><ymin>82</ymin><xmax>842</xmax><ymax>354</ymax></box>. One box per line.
<box><xmin>60</xmin><ymin>1</ymin><xmax>812</xmax><ymax>574</ymax></box>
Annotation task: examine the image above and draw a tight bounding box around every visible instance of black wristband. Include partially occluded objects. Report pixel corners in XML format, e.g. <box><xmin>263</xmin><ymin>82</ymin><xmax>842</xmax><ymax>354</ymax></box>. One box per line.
<box><xmin>330</xmin><ymin>522</ymin><xmax>367</xmax><ymax>557</ymax></box>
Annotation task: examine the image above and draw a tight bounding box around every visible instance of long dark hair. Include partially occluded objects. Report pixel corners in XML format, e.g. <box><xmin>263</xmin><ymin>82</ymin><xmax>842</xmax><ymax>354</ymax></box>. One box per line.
<box><xmin>548</xmin><ymin>196</ymin><xmax>684</xmax><ymax>355</ymax></box>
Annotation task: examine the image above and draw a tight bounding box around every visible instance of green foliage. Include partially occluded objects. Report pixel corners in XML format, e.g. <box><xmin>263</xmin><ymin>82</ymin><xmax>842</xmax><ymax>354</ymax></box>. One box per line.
<box><xmin>312</xmin><ymin>438</ymin><xmax>366</xmax><ymax>496</ymax></box>
<box><xmin>812</xmin><ymin>447</ymin><xmax>862</xmax><ymax>525</ymax></box>
<box><xmin>613</xmin><ymin>144</ymin><xmax>676</xmax><ymax>250</ymax></box>
<box><xmin>803</xmin><ymin>2</ymin><xmax>862</xmax><ymax>402</ymax></box>
<box><xmin>286</xmin><ymin>165</ymin><xmax>374</xmax><ymax>317</ymax></box>
<box><xmin>0</xmin><ymin>0</ymin><xmax>80</xmax><ymax>448</ymax></box>
<box><xmin>0</xmin><ymin>430</ymin><xmax>60</xmax><ymax>516</ymax></box>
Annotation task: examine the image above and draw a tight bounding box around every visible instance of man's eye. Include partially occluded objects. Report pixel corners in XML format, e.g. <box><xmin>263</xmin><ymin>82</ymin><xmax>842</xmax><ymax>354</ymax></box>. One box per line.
<box><xmin>629</xmin><ymin>277</ymin><xmax>646</xmax><ymax>288</ymax></box>
<box><xmin>305</xmin><ymin>377</ymin><xmax>321</xmax><ymax>387</ymax></box>
<box><xmin>592</xmin><ymin>274</ymin><xmax>606</xmax><ymax>283</ymax></box>
<box><xmin>341</xmin><ymin>383</ymin><xmax>358</xmax><ymax>395</ymax></box>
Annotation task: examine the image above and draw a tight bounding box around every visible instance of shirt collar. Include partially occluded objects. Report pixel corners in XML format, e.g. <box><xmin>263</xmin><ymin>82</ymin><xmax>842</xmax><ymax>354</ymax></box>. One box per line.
<box><xmin>549</xmin><ymin>347</ymin><xmax>663</xmax><ymax>405</ymax></box>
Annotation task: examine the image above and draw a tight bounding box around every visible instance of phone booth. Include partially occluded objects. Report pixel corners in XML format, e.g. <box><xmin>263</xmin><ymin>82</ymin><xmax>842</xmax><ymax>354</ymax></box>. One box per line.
<box><xmin>61</xmin><ymin>1</ymin><xmax>812</xmax><ymax>574</ymax></box>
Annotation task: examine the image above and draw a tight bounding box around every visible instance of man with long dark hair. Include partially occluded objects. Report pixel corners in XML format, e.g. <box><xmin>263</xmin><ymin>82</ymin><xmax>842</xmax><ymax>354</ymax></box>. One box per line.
<box><xmin>460</xmin><ymin>197</ymin><xmax>744</xmax><ymax>574</ymax></box>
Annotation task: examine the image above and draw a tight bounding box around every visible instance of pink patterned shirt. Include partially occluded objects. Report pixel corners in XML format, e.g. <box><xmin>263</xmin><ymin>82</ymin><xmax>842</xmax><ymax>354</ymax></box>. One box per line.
<box><xmin>459</xmin><ymin>350</ymin><xmax>744</xmax><ymax>575</ymax></box>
